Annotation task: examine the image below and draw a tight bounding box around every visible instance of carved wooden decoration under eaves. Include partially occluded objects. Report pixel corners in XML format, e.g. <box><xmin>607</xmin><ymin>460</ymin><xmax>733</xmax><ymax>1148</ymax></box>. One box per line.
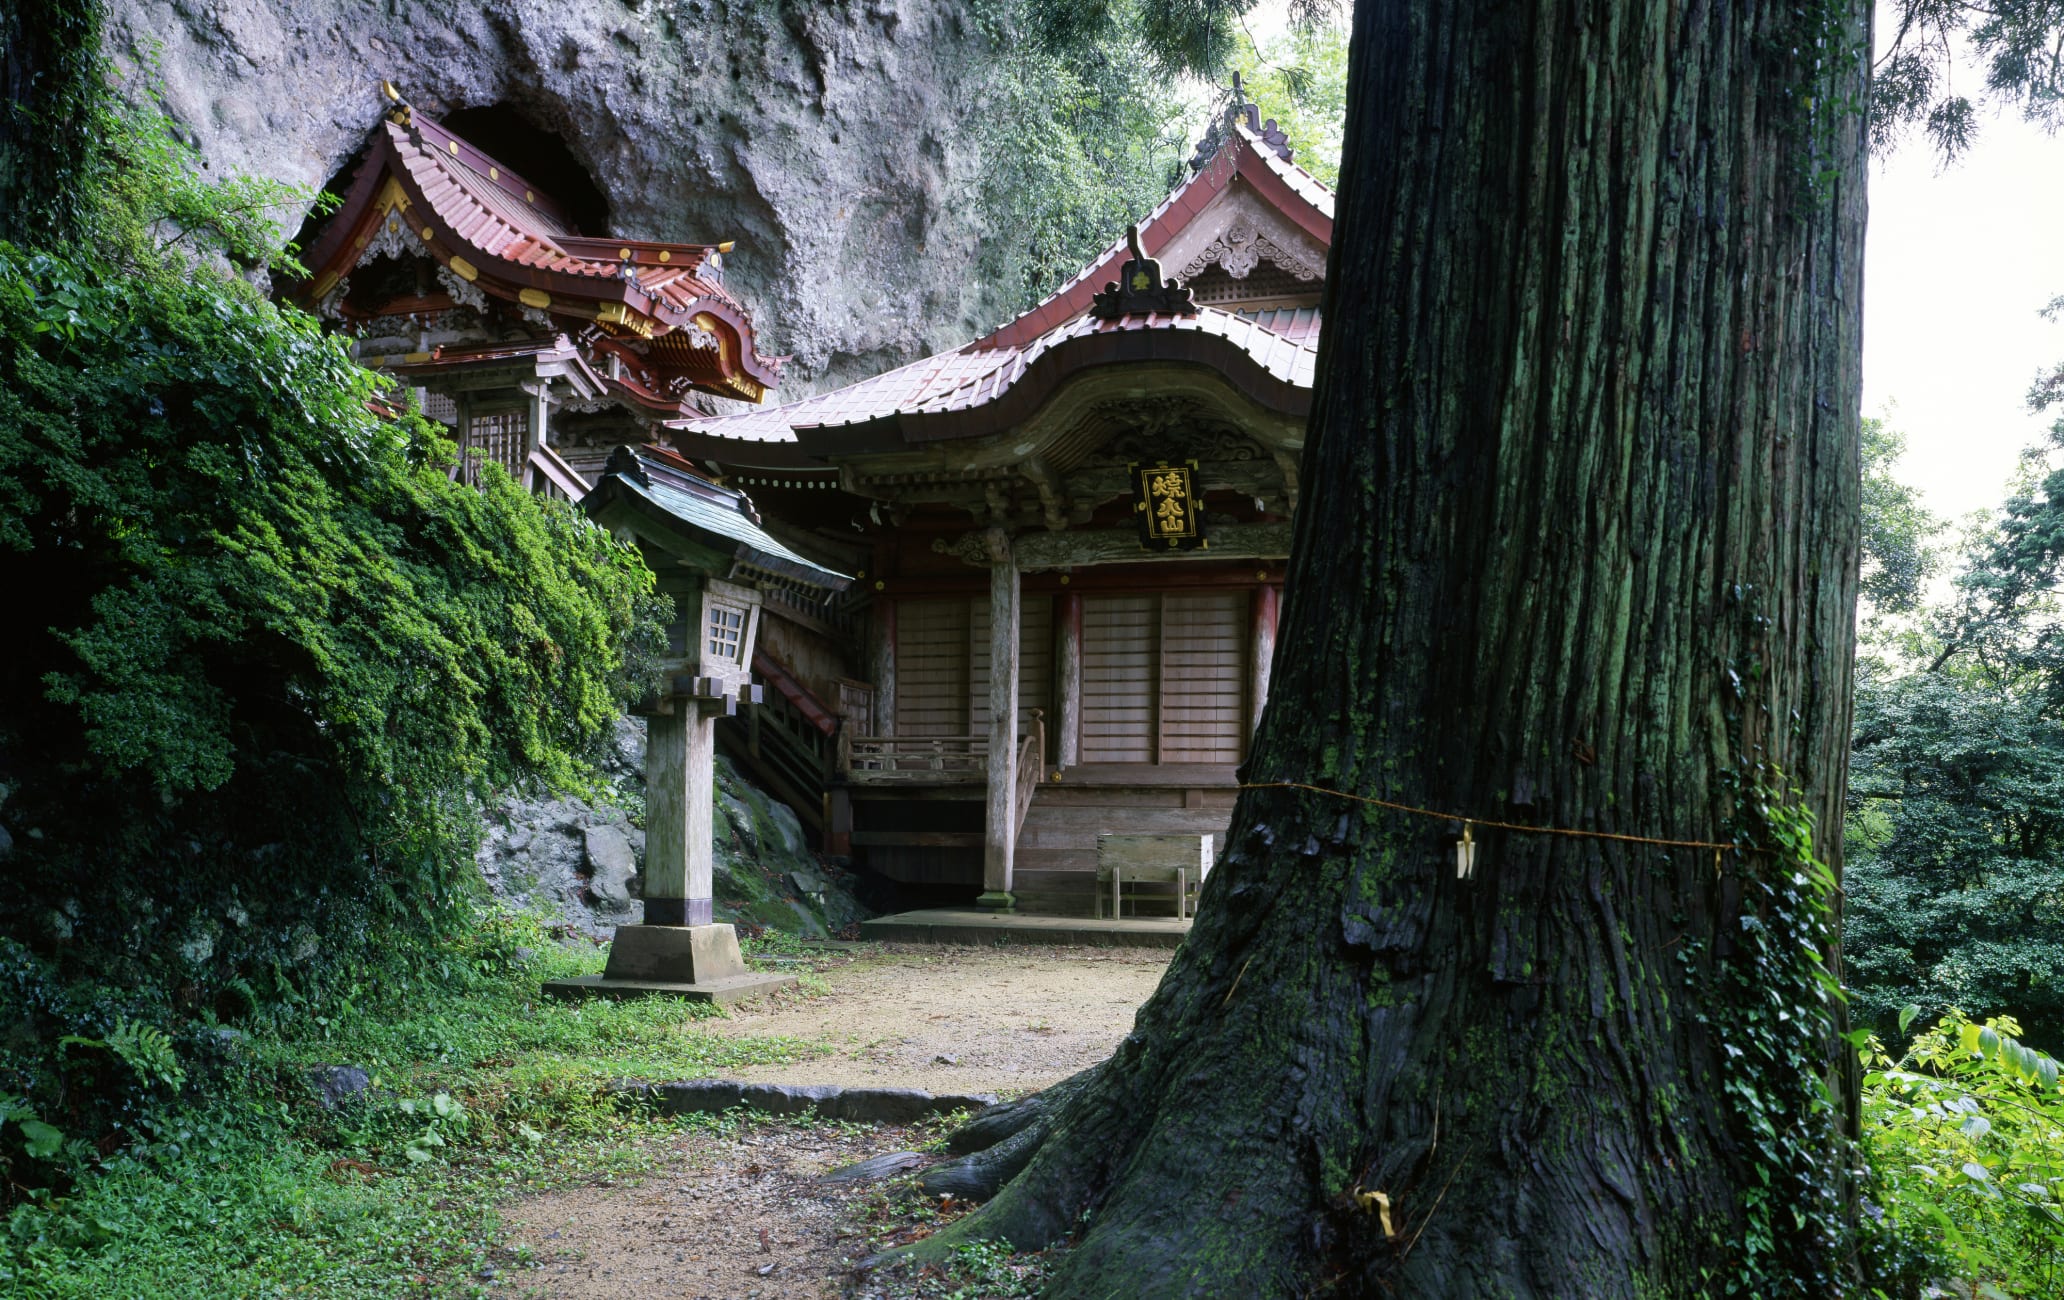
<box><xmin>1168</xmin><ymin>188</ymin><xmax>1327</xmax><ymax>288</ymax></box>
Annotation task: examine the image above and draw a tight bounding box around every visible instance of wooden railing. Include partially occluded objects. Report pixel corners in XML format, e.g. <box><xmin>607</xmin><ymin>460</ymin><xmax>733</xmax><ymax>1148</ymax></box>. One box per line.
<box><xmin>842</xmin><ymin>734</ymin><xmax>988</xmax><ymax>782</ymax></box>
<box><xmin>714</xmin><ymin>662</ymin><xmax>838</xmax><ymax>839</ymax></box>
<box><xmin>1014</xmin><ymin>710</ymin><xmax>1045</xmax><ymax>840</ymax></box>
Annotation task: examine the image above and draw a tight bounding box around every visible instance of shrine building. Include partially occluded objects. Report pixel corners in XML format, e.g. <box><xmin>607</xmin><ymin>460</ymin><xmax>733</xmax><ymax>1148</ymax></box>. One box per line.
<box><xmin>293</xmin><ymin>86</ymin><xmax>1330</xmax><ymax>927</ymax></box>
<box><xmin>286</xmin><ymin>85</ymin><xmax>783</xmax><ymax>499</ymax></box>
<box><xmin>669</xmin><ymin>101</ymin><xmax>1332</xmax><ymax>919</ymax></box>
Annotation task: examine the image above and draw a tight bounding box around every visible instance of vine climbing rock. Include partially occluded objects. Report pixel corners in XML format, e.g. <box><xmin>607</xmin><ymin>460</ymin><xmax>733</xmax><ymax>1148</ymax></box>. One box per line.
<box><xmin>901</xmin><ymin>0</ymin><xmax>1871</xmax><ymax>1295</ymax></box>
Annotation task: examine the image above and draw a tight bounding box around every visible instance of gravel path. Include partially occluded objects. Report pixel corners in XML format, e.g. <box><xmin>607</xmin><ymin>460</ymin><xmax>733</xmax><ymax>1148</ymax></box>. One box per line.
<box><xmin>501</xmin><ymin>1124</ymin><xmax>888</xmax><ymax>1300</ymax></box>
<box><xmin>694</xmin><ymin>943</ymin><xmax>1172</xmax><ymax>1097</ymax></box>
<box><xmin>495</xmin><ymin>943</ymin><xmax>1170</xmax><ymax>1298</ymax></box>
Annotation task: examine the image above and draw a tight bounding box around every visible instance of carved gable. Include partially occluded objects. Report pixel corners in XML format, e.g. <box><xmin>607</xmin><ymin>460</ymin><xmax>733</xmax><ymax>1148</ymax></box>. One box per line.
<box><xmin>1159</xmin><ymin>185</ymin><xmax>1327</xmax><ymax>304</ymax></box>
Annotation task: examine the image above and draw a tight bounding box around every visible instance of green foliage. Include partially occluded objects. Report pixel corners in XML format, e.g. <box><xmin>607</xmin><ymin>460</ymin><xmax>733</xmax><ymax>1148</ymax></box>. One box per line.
<box><xmin>58</xmin><ymin>1020</ymin><xmax>188</xmax><ymax>1094</ymax></box>
<box><xmin>0</xmin><ymin>1</ymin><xmax>105</xmax><ymax>245</ymax></box>
<box><xmin>1705</xmin><ymin>780</ymin><xmax>1852</xmax><ymax>1294</ymax></box>
<box><xmin>1846</xmin><ymin>415</ymin><xmax>2064</xmax><ymax>1044</ymax></box>
<box><xmin>1875</xmin><ymin>2</ymin><xmax>2064</xmax><ymax>158</ymax></box>
<box><xmin>1023</xmin><ymin>0</ymin><xmax>1338</xmax><ymax>80</ymax></box>
<box><xmin>1846</xmin><ymin>663</ymin><xmax>2064</xmax><ymax>1043</ymax></box>
<box><xmin>1228</xmin><ymin>19</ymin><xmax>1348</xmax><ymax>186</ymax></box>
<box><xmin>969</xmin><ymin>0</ymin><xmax>1200</xmax><ymax>316</ymax></box>
<box><xmin>0</xmin><ymin>908</ymin><xmax>833</xmax><ymax>1297</ymax></box>
<box><xmin>1860</xmin><ymin>416</ymin><xmax>1944</xmax><ymax>625</ymax></box>
<box><xmin>1861</xmin><ymin>1011</ymin><xmax>2064</xmax><ymax>1298</ymax></box>
<box><xmin>0</xmin><ymin>56</ymin><xmax>665</xmax><ymax>1194</ymax></box>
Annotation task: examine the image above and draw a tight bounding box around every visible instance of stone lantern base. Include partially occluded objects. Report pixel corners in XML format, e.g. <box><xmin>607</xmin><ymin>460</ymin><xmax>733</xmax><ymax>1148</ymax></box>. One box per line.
<box><xmin>542</xmin><ymin>922</ymin><xmax>795</xmax><ymax>1006</ymax></box>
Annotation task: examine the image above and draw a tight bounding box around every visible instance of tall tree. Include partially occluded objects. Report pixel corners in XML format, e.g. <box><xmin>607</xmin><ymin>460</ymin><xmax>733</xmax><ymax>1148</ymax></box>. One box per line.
<box><xmin>909</xmin><ymin>0</ymin><xmax>1875</xmax><ymax>1293</ymax></box>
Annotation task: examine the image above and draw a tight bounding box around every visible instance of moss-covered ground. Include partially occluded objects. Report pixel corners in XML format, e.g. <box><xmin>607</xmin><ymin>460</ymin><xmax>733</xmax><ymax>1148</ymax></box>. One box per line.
<box><xmin>0</xmin><ymin>910</ymin><xmax>837</xmax><ymax>1298</ymax></box>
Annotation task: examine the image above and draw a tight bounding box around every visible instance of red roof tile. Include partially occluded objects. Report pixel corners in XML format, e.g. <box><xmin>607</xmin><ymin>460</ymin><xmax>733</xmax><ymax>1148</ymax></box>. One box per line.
<box><xmin>673</xmin><ymin>117</ymin><xmax>1333</xmax><ymax>451</ymax></box>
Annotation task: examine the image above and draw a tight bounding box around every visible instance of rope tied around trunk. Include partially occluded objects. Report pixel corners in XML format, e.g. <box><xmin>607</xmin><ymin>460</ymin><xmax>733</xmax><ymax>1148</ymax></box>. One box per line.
<box><xmin>1237</xmin><ymin>780</ymin><xmax>1736</xmax><ymax>869</ymax></box>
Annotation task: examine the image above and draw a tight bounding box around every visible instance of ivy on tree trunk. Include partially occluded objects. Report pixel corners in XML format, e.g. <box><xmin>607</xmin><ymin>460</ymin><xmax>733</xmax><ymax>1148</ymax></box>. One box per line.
<box><xmin>911</xmin><ymin>0</ymin><xmax>1870</xmax><ymax>1294</ymax></box>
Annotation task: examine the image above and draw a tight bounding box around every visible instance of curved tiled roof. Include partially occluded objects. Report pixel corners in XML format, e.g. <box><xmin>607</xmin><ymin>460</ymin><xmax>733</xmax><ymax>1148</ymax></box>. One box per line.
<box><xmin>297</xmin><ymin>102</ymin><xmax>781</xmax><ymax>404</ymax></box>
<box><xmin>676</xmin><ymin>117</ymin><xmax>1332</xmax><ymax>453</ymax></box>
<box><xmin>674</xmin><ymin>305</ymin><xmax>1318</xmax><ymax>448</ymax></box>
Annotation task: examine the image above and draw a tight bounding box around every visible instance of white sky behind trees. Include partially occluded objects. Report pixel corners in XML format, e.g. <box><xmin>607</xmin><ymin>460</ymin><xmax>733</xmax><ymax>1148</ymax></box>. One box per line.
<box><xmin>1248</xmin><ymin>1</ymin><xmax>2064</xmax><ymax>526</ymax></box>
<box><xmin>1865</xmin><ymin>107</ymin><xmax>2064</xmax><ymax>525</ymax></box>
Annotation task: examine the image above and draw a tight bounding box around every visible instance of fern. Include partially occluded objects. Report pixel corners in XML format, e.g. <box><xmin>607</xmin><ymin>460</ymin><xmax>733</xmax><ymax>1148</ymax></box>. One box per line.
<box><xmin>58</xmin><ymin>1018</ymin><xmax>186</xmax><ymax>1091</ymax></box>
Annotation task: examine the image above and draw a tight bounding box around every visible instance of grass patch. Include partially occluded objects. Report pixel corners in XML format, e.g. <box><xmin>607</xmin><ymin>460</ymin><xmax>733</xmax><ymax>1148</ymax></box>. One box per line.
<box><xmin>1</xmin><ymin>909</ymin><xmax>838</xmax><ymax>1297</ymax></box>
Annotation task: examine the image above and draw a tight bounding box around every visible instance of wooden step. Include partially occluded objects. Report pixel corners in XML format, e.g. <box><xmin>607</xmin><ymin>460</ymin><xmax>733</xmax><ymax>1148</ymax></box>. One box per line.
<box><xmin>1027</xmin><ymin>790</ymin><xmax>1238</xmax><ymax>812</ymax></box>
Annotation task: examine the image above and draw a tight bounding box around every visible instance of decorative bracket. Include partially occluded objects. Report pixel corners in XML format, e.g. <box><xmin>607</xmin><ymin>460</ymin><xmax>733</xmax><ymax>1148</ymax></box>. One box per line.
<box><xmin>1090</xmin><ymin>225</ymin><xmax>1197</xmax><ymax>321</ymax></box>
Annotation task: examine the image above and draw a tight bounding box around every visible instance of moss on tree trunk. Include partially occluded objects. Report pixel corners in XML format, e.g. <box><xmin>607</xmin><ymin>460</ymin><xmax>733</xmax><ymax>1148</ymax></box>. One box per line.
<box><xmin>904</xmin><ymin>0</ymin><xmax>1871</xmax><ymax>1294</ymax></box>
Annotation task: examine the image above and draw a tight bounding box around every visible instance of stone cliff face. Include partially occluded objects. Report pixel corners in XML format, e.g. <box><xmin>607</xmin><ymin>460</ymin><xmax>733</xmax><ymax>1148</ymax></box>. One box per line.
<box><xmin>107</xmin><ymin>0</ymin><xmax>1003</xmax><ymax>392</ymax></box>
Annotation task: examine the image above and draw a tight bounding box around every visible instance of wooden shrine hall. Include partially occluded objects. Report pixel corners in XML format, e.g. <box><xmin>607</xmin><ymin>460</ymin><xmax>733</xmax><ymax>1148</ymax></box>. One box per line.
<box><xmin>286</xmin><ymin>84</ymin><xmax>784</xmax><ymax>499</ymax></box>
<box><xmin>669</xmin><ymin>99</ymin><xmax>1333</xmax><ymax>920</ymax></box>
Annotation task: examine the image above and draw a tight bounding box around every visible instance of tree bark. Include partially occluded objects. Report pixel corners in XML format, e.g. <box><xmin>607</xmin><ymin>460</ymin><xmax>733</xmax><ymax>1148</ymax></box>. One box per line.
<box><xmin>916</xmin><ymin>0</ymin><xmax>1870</xmax><ymax>1294</ymax></box>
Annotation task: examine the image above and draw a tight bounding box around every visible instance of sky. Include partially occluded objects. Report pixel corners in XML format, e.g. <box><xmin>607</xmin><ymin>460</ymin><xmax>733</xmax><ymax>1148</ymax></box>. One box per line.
<box><xmin>1864</xmin><ymin>108</ymin><xmax>2064</xmax><ymax>524</ymax></box>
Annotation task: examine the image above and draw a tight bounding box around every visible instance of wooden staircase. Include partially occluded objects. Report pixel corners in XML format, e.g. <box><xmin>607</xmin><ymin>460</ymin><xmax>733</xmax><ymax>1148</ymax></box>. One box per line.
<box><xmin>715</xmin><ymin>651</ymin><xmax>840</xmax><ymax>845</ymax></box>
<box><xmin>1009</xmin><ymin>767</ymin><xmax>1238</xmax><ymax>915</ymax></box>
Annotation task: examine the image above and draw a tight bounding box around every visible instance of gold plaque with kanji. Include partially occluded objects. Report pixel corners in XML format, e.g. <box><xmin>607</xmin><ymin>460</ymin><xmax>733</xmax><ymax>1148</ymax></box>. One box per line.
<box><xmin>1130</xmin><ymin>459</ymin><xmax>1205</xmax><ymax>551</ymax></box>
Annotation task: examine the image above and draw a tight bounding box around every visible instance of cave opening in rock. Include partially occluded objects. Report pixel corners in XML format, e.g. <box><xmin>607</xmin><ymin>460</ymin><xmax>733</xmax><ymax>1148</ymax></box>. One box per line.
<box><xmin>440</xmin><ymin>103</ymin><xmax>611</xmax><ymax>236</ymax></box>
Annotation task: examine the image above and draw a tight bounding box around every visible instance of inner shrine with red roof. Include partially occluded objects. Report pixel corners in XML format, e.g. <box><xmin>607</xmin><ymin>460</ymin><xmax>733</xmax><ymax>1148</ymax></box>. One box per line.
<box><xmin>289</xmin><ymin>83</ymin><xmax>783</xmax><ymax>500</ymax></box>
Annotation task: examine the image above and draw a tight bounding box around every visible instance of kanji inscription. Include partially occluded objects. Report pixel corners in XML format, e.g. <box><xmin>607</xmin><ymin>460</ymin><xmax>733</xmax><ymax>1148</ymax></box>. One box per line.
<box><xmin>1130</xmin><ymin>459</ymin><xmax>1206</xmax><ymax>551</ymax></box>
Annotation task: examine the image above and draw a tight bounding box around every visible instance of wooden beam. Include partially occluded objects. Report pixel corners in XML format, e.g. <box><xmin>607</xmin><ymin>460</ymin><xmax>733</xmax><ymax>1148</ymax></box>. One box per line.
<box><xmin>872</xmin><ymin>599</ymin><xmax>896</xmax><ymax>737</ymax></box>
<box><xmin>1011</xmin><ymin>522</ymin><xmax>1293</xmax><ymax>571</ymax></box>
<box><xmin>850</xmin><ymin>831</ymin><xmax>985</xmax><ymax>848</ymax></box>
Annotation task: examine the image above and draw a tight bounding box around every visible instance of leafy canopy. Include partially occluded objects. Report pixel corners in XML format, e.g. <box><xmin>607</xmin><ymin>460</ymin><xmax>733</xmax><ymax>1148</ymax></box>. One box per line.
<box><xmin>1844</xmin><ymin>365</ymin><xmax>2064</xmax><ymax>1044</ymax></box>
<box><xmin>1875</xmin><ymin>1</ymin><xmax>2064</xmax><ymax>157</ymax></box>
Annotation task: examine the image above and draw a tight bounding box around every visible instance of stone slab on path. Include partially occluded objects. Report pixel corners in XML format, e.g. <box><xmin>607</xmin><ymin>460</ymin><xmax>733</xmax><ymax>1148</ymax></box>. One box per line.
<box><xmin>614</xmin><ymin>1079</ymin><xmax>996</xmax><ymax>1124</ymax></box>
<box><xmin>541</xmin><ymin>970</ymin><xmax>796</xmax><ymax>1006</ymax></box>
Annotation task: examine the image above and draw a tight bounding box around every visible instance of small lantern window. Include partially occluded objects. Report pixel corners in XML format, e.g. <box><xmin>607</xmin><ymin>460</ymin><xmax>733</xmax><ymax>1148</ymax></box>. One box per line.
<box><xmin>706</xmin><ymin>602</ymin><xmax>747</xmax><ymax>662</ymax></box>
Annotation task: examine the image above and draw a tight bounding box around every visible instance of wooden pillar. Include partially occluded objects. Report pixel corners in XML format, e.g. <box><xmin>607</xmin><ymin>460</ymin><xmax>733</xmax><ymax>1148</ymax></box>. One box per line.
<box><xmin>1250</xmin><ymin>583</ymin><xmax>1280</xmax><ymax>738</ymax></box>
<box><xmin>1056</xmin><ymin>588</ymin><xmax>1083</xmax><ymax>768</ymax></box>
<box><xmin>872</xmin><ymin>600</ymin><xmax>897</xmax><ymax>737</ymax></box>
<box><xmin>643</xmin><ymin>704</ymin><xmax>689</xmax><ymax>924</ymax></box>
<box><xmin>980</xmin><ymin>535</ymin><xmax>1019</xmax><ymax>908</ymax></box>
<box><xmin>683</xmin><ymin>702</ymin><xmax>715</xmax><ymax>926</ymax></box>
<box><xmin>451</xmin><ymin>393</ymin><xmax>474</xmax><ymax>484</ymax></box>
<box><xmin>521</xmin><ymin>380</ymin><xmax>551</xmax><ymax>492</ymax></box>
<box><xmin>527</xmin><ymin>382</ymin><xmax>551</xmax><ymax>451</ymax></box>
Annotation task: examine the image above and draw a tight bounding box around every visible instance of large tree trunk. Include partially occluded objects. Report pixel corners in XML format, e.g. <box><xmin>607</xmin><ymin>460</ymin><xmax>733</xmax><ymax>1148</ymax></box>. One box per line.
<box><xmin>915</xmin><ymin>0</ymin><xmax>1870</xmax><ymax>1295</ymax></box>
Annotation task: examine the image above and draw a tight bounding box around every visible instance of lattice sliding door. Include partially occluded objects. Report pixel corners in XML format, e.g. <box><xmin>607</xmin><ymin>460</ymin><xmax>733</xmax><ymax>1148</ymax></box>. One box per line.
<box><xmin>1159</xmin><ymin>592</ymin><xmax>1249</xmax><ymax>763</ymax></box>
<box><xmin>1081</xmin><ymin>595</ymin><xmax>1158</xmax><ymax>763</ymax></box>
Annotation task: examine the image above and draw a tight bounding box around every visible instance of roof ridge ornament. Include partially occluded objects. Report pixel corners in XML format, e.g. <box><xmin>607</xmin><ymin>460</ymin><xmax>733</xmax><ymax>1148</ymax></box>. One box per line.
<box><xmin>1187</xmin><ymin>70</ymin><xmax>1295</xmax><ymax>172</ymax></box>
<box><xmin>380</xmin><ymin>78</ymin><xmax>413</xmax><ymax>129</ymax></box>
<box><xmin>604</xmin><ymin>444</ymin><xmax>653</xmax><ymax>488</ymax></box>
<box><xmin>1090</xmin><ymin>225</ymin><xmax>1197</xmax><ymax>321</ymax></box>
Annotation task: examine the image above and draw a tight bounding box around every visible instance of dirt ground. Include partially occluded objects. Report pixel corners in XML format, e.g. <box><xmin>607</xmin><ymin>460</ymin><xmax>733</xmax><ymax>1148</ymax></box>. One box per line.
<box><xmin>499</xmin><ymin>1123</ymin><xmax>896</xmax><ymax>1300</ymax></box>
<box><xmin>697</xmin><ymin>943</ymin><xmax>1172</xmax><ymax>1097</ymax></box>
<box><xmin>496</xmin><ymin>944</ymin><xmax>1170</xmax><ymax>1298</ymax></box>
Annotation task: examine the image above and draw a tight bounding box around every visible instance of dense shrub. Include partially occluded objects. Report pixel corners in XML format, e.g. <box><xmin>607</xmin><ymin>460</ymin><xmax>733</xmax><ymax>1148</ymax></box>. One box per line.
<box><xmin>0</xmin><ymin>102</ymin><xmax>662</xmax><ymax>1186</ymax></box>
<box><xmin>1862</xmin><ymin>1011</ymin><xmax>2064</xmax><ymax>1298</ymax></box>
